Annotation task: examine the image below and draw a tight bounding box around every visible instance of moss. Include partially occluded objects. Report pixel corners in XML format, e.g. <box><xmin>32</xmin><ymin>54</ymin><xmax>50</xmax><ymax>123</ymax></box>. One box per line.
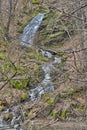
<box><xmin>0</xmin><ymin>105</ymin><xmax>5</xmax><ymax>112</ymax></box>
<box><xmin>47</xmin><ymin>98</ymin><xmax>55</xmax><ymax>105</ymax></box>
<box><xmin>34</xmin><ymin>8</ymin><xmax>41</xmax><ymax>15</ymax></box>
<box><xmin>28</xmin><ymin>52</ymin><xmax>48</xmax><ymax>62</ymax></box>
<box><xmin>32</xmin><ymin>0</ymin><xmax>39</xmax><ymax>4</ymax></box>
<box><xmin>10</xmin><ymin>79</ymin><xmax>29</xmax><ymax>90</ymax></box>
<box><xmin>21</xmin><ymin>93</ymin><xmax>28</xmax><ymax>102</ymax></box>
<box><xmin>16</xmin><ymin>66</ymin><xmax>25</xmax><ymax>74</ymax></box>
<box><xmin>49</xmin><ymin>31</ymin><xmax>65</xmax><ymax>38</ymax></box>
<box><xmin>59</xmin><ymin>90</ymin><xmax>74</xmax><ymax>100</ymax></box>
<box><xmin>0</xmin><ymin>52</ymin><xmax>5</xmax><ymax>59</ymax></box>
<box><xmin>50</xmin><ymin>111</ymin><xmax>58</xmax><ymax>120</ymax></box>
<box><xmin>50</xmin><ymin>109</ymin><xmax>68</xmax><ymax>120</ymax></box>
<box><xmin>42</xmin><ymin>94</ymin><xmax>54</xmax><ymax>105</ymax></box>
<box><xmin>34</xmin><ymin>65</ymin><xmax>40</xmax><ymax>74</ymax></box>
<box><xmin>44</xmin><ymin>13</ymin><xmax>51</xmax><ymax>20</ymax></box>
<box><xmin>78</xmin><ymin>104</ymin><xmax>86</xmax><ymax>113</ymax></box>
<box><xmin>59</xmin><ymin>87</ymin><xmax>84</xmax><ymax>100</ymax></box>
<box><xmin>61</xmin><ymin>55</ymin><xmax>67</xmax><ymax>63</ymax></box>
<box><xmin>43</xmin><ymin>33</ymin><xmax>50</xmax><ymax>40</ymax></box>
<box><xmin>1</xmin><ymin>61</ymin><xmax>16</xmax><ymax>74</ymax></box>
<box><xmin>60</xmin><ymin>110</ymin><xmax>67</xmax><ymax>119</ymax></box>
<box><xmin>18</xmin><ymin>18</ymin><xmax>32</xmax><ymax>33</ymax></box>
<box><xmin>3</xmin><ymin>113</ymin><xmax>13</xmax><ymax>121</ymax></box>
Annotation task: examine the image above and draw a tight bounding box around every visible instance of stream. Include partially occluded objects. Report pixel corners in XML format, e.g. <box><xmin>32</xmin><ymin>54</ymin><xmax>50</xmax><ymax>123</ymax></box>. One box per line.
<box><xmin>0</xmin><ymin>13</ymin><xmax>61</xmax><ymax>129</ymax></box>
<box><xmin>29</xmin><ymin>49</ymin><xmax>61</xmax><ymax>101</ymax></box>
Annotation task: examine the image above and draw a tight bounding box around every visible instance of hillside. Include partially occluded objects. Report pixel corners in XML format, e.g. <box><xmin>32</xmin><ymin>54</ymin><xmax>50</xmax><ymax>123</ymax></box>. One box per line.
<box><xmin>0</xmin><ymin>0</ymin><xmax>87</xmax><ymax>130</ymax></box>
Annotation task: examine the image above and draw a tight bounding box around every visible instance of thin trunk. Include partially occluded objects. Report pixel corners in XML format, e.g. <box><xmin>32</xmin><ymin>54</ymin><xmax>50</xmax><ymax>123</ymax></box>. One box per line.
<box><xmin>5</xmin><ymin>0</ymin><xmax>13</xmax><ymax>38</ymax></box>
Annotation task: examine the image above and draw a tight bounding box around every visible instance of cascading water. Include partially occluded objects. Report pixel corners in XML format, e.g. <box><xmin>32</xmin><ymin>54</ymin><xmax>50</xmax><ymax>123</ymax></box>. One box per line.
<box><xmin>20</xmin><ymin>12</ymin><xmax>62</xmax><ymax>100</ymax></box>
<box><xmin>0</xmin><ymin>13</ymin><xmax>61</xmax><ymax>129</ymax></box>
<box><xmin>29</xmin><ymin>49</ymin><xmax>61</xmax><ymax>101</ymax></box>
<box><xmin>21</xmin><ymin>13</ymin><xmax>45</xmax><ymax>47</ymax></box>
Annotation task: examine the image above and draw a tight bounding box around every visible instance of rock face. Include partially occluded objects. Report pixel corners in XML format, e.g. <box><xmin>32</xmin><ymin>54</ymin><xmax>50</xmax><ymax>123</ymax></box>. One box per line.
<box><xmin>21</xmin><ymin>13</ymin><xmax>45</xmax><ymax>47</ymax></box>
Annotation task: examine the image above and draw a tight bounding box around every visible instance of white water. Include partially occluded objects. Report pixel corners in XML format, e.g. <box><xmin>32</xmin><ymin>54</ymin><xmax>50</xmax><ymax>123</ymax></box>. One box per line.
<box><xmin>29</xmin><ymin>49</ymin><xmax>61</xmax><ymax>101</ymax></box>
<box><xmin>21</xmin><ymin>13</ymin><xmax>45</xmax><ymax>47</ymax></box>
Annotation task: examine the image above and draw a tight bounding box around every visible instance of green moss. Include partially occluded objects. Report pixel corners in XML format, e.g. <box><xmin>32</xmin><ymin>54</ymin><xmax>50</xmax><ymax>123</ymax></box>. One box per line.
<box><xmin>28</xmin><ymin>52</ymin><xmax>48</xmax><ymax>62</ymax></box>
<box><xmin>32</xmin><ymin>0</ymin><xmax>39</xmax><ymax>4</ymax></box>
<box><xmin>16</xmin><ymin>66</ymin><xmax>25</xmax><ymax>73</ymax></box>
<box><xmin>50</xmin><ymin>111</ymin><xmax>58</xmax><ymax>120</ymax></box>
<box><xmin>34</xmin><ymin>65</ymin><xmax>40</xmax><ymax>74</ymax></box>
<box><xmin>0</xmin><ymin>52</ymin><xmax>5</xmax><ymax>59</ymax></box>
<box><xmin>34</xmin><ymin>8</ymin><xmax>41</xmax><ymax>15</ymax></box>
<box><xmin>44</xmin><ymin>13</ymin><xmax>51</xmax><ymax>20</ymax></box>
<box><xmin>21</xmin><ymin>93</ymin><xmax>28</xmax><ymax>102</ymax></box>
<box><xmin>18</xmin><ymin>18</ymin><xmax>32</xmax><ymax>33</ymax></box>
<box><xmin>60</xmin><ymin>110</ymin><xmax>67</xmax><ymax>119</ymax></box>
<box><xmin>1</xmin><ymin>61</ymin><xmax>16</xmax><ymax>74</ymax></box>
<box><xmin>78</xmin><ymin>104</ymin><xmax>86</xmax><ymax>112</ymax></box>
<box><xmin>61</xmin><ymin>55</ymin><xmax>67</xmax><ymax>63</ymax></box>
<box><xmin>42</xmin><ymin>94</ymin><xmax>54</xmax><ymax>105</ymax></box>
<box><xmin>3</xmin><ymin>113</ymin><xmax>13</xmax><ymax>121</ymax></box>
<box><xmin>0</xmin><ymin>105</ymin><xmax>5</xmax><ymax>112</ymax></box>
<box><xmin>47</xmin><ymin>98</ymin><xmax>55</xmax><ymax>105</ymax></box>
<box><xmin>10</xmin><ymin>79</ymin><xmax>29</xmax><ymax>90</ymax></box>
<box><xmin>49</xmin><ymin>31</ymin><xmax>65</xmax><ymax>38</ymax></box>
<box><xmin>59</xmin><ymin>87</ymin><xmax>83</xmax><ymax>100</ymax></box>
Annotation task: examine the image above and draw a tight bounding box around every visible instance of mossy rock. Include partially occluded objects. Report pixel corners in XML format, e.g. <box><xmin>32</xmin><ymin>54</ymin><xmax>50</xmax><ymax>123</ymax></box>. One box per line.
<box><xmin>3</xmin><ymin>113</ymin><xmax>13</xmax><ymax>121</ymax></box>
<box><xmin>21</xmin><ymin>93</ymin><xmax>28</xmax><ymax>102</ymax></box>
<box><xmin>0</xmin><ymin>105</ymin><xmax>5</xmax><ymax>112</ymax></box>
<box><xmin>32</xmin><ymin>0</ymin><xmax>39</xmax><ymax>4</ymax></box>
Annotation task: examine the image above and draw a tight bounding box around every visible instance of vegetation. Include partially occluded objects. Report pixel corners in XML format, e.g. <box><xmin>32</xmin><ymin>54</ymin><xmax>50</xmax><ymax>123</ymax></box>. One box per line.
<box><xmin>0</xmin><ymin>0</ymin><xmax>87</xmax><ymax>130</ymax></box>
